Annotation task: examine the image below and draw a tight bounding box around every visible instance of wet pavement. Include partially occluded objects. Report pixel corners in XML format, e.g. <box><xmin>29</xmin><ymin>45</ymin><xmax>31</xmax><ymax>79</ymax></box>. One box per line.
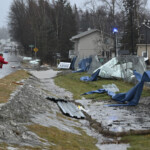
<box><xmin>0</xmin><ymin>52</ymin><xmax>21</xmax><ymax>79</ymax></box>
<box><xmin>76</xmin><ymin>96</ymin><xmax>150</xmax><ymax>135</ymax></box>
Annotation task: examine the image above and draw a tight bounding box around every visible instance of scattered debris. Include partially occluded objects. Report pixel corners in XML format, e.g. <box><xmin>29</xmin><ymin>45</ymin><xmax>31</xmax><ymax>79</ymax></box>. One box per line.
<box><xmin>11</xmin><ymin>66</ymin><xmax>16</xmax><ymax>68</ymax></box>
<box><xmin>29</xmin><ymin>59</ymin><xmax>40</xmax><ymax>66</ymax></box>
<box><xmin>73</xmin><ymin>57</ymin><xmax>92</xmax><ymax>72</ymax></box>
<box><xmin>80</xmin><ymin>69</ymin><xmax>100</xmax><ymax>81</ymax></box>
<box><xmin>23</xmin><ymin>57</ymin><xmax>32</xmax><ymax>61</ymax></box>
<box><xmin>70</xmin><ymin>56</ymin><xmax>77</xmax><ymax>70</ymax></box>
<box><xmin>78</xmin><ymin>105</ymin><xmax>89</xmax><ymax>113</ymax></box>
<box><xmin>57</xmin><ymin>62</ymin><xmax>71</xmax><ymax>69</ymax></box>
<box><xmin>12</xmin><ymin>81</ymin><xmax>24</xmax><ymax>85</ymax></box>
<box><xmin>102</xmin><ymin>84</ymin><xmax>119</xmax><ymax>93</ymax></box>
<box><xmin>94</xmin><ymin>57</ymin><xmax>133</xmax><ymax>79</ymax></box>
<box><xmin>94</xmin><ymin>56</ymin><xmax>146</xmax><ymax>81</ymax></box>
<box><xmin>82</xmin><ymin>70</ymin><xmax>150</xmax><ymax>106</ymax></box>
<box><xmin>46</xmin><ymin>97</ymin><xmax>85</xmax><ymax>119</ymax></box>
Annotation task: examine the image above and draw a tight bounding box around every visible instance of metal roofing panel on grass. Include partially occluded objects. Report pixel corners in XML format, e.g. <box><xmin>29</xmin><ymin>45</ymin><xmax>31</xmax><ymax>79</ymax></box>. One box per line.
<box><xmin>57</xmin><ymin>101</ymin><xmax>85</xmax><ymax>119</ymax></box>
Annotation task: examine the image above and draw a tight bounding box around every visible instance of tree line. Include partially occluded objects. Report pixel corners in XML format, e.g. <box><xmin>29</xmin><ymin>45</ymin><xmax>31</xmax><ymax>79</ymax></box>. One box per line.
<box><xmin>8</xmin><ymin>0</ymin><xmax>150</xmax><ymax>64</ymax></box>
<box><xmin>9</xmin><ymin>0</ymin><xmax>77</xmax><ymax>64</ymax></box>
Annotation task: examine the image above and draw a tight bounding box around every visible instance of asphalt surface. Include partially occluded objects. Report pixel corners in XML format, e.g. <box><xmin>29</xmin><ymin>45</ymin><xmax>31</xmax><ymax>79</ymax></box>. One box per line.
<box><xmin>0</xmin><ymin>52</ymin><xmax>21</xmax><ymax>79</ymax></box>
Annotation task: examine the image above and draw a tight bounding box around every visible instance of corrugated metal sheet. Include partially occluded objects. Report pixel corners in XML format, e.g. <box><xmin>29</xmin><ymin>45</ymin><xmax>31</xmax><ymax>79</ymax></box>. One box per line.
<box><xmin>46</xmin><ymin>97</ymin><xmax>85</xmax><ymax>119</ymax></box>
<box><xmin>57</xmin><ymin>101</ymin><xmax>85</xmax><ymax>119</ymax></box>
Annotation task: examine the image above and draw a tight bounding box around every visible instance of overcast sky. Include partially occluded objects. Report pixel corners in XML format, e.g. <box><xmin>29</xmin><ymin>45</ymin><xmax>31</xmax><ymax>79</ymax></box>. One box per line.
<box><xmin>0</xmin><ymin>0</ymin><xmax>149</xmax><ymax>28</ymax></box>
<box><xmin>0</xmin><ymin>0</ymin><xmax>12</xmax><ymax>28</ymax></box>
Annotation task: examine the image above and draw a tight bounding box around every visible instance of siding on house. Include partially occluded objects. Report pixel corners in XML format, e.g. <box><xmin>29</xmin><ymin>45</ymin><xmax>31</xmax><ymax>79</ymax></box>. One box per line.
<box><xmin>137</xmin><ymin>44</ymin><xmax>150</xmax><ymax>59</ymax></box>
<box><xmin>76</xmin><ymin>32</ymin><xmax>100</xmax><ymax>57</ymax></box>
<box><xmin>71</xmin><ymin>29</ymin><xmax>114</xmax><ymax>58</ymax></box>
<box><xmin>137</xmin><ymin>24</ymin><xmax>150</xmax><ymax>62</ymax></box>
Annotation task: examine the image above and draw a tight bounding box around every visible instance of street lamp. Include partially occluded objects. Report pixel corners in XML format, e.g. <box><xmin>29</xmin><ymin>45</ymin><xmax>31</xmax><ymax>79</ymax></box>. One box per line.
<box><xmin>142</xmin><ymin>19</ymin><xmax>150</xmax><ymax>58</ymax></box>
<box><xmin>113</xmin><ymin>28</ymin><xmax>118</xmax><ymax>57</ymax></box>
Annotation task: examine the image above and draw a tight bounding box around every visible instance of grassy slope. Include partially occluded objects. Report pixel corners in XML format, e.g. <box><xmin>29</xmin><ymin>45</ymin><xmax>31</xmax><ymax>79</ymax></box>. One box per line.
<box><xmin>121</xmin><ymin>135</ymin><xmax>150</xmax><ymax>150</ymax></box>
<box><xmin>54</xmin><ymin>71</ymin><xmax>150</xmax><ymax>150</ymax></box>
<box><xmin>54</xmin><ymin>72</ymin><xmax>150</xmax><ymax>100</ymax></box>
<box><xmin>28</xmin><ymin>124</ymin><xmax>98</xmax><ymax>150</ymax></box>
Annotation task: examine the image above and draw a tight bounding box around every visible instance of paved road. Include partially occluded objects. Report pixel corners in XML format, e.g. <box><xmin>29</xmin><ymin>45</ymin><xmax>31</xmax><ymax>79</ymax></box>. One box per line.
<box><xmin>0</xmin><ymin>52</ymin><xmax>21</xmax><ymax>79</ymax></box>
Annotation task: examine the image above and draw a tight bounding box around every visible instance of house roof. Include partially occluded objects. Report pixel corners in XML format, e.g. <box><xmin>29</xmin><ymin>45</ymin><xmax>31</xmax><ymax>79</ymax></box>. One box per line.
<box><xmin>70</xmin><ymin>29</ymin><xmax>99</xmax><ymax>41</ymax></box>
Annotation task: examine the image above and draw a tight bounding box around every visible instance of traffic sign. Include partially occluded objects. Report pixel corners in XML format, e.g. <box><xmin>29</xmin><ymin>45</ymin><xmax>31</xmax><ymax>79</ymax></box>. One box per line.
<box><xmin>34</xmin><ymin>47</ymin><xmax>38</xmax><ymax>52</ymax></box>
<box><xmin>29</xmin><ymin>45</ymin><xmax>34</xmax><ymax>47</ymax></box>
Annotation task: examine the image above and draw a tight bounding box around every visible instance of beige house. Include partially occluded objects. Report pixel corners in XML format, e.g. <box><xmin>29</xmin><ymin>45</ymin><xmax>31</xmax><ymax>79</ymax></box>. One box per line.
<box><xmin>70</xmin><ymin>29</ymin><xmax>114</xmax><ymax>58</ymax></box>
<box><xmin>137</xmin><ymin>24</ymin><xmax>150</xmax><ymax>63</ymax></box>
<box><xmin>137</xmin><ymin>44</ymin><xmax>150</xmax><ymax>61</ymax></box>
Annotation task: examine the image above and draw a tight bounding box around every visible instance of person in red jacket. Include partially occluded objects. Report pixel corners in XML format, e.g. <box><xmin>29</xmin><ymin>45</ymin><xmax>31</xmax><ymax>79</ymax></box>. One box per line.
<box><xmin>0</xmin><ymin>53</ymin><xmax>8</xmax><ymax>68</ymax></box>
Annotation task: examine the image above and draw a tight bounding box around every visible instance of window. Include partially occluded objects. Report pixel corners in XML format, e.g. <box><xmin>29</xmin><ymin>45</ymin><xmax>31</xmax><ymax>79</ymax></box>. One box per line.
<box><xmin>142</xmin><ymin>51</ymin><xmax>148</xmax><ymax>58</ymax></box>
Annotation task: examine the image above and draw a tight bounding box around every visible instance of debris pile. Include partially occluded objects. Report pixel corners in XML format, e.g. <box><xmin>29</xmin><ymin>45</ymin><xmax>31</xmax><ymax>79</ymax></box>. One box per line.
<box><xmin>94</xmin><ymin>56</ymin><xmax>146</xmax><ymax>81</ymax></box>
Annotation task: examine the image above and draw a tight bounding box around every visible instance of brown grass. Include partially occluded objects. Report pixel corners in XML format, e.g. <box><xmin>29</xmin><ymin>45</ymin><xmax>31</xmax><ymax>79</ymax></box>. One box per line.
<box><xmin>28</xmin><ymin>124</ymin><xmax>99</xmax><ymax>150</ymax></box>
<box><xmin>0</xmin><ymin>70</ymin><xmax>29</xmax><ymax>103</ymax></box>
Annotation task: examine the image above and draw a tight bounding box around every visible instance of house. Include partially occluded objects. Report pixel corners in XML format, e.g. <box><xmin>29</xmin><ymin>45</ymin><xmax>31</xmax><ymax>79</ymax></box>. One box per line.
<box><xmin>70</xmin><ymin>29</ymin><xmax>114</xmax><ymax>59</ymax></box>
<box><xmin>137</xmin><ymin>24</ymin><xmax>150</xmax><ymax>62</ymax></box>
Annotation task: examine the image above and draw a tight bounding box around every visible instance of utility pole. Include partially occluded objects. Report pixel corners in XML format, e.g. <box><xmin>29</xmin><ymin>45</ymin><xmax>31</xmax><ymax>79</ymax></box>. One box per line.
<box><xmin>113</xmin><ymin>28</ymin><xmax>118</xmax><ymax>57</ymax></box>
<box><xmin>130</xmin><ymin>0</ymin><xmax>134</xmax><ymax>55</ymax></box>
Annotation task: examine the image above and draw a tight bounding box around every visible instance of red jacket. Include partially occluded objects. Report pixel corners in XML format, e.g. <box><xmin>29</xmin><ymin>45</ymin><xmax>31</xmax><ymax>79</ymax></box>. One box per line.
<box><xmin>0</xmin><ymin>56</ymin><xmax>8</xmax><ymax>68</ymax></box>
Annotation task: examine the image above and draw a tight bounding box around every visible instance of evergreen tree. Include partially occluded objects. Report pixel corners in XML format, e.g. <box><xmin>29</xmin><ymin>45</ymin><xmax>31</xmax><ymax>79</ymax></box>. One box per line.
<box><xmin>121</xmin><ymin>0</ymin><xmax>147</xmax><ymax>53</ymax></box>
<box><xmin>73</xmin><ymin>4</ymin><xmax>80</xmax><ymax>32</ymax></box>
<box><xmin>9</xmin><ymin>0</ymin><xmax>29</xmax><ymax>53</ymax></box>
<box><xmin>52</xmin><ymin>0</ymin><xmax>77</xmax><ymax>59</ymax></box>
<box><xmin>80</xmin><ymin>10</ymin><xmax>91</xmax><ymax>31</ymax></box>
